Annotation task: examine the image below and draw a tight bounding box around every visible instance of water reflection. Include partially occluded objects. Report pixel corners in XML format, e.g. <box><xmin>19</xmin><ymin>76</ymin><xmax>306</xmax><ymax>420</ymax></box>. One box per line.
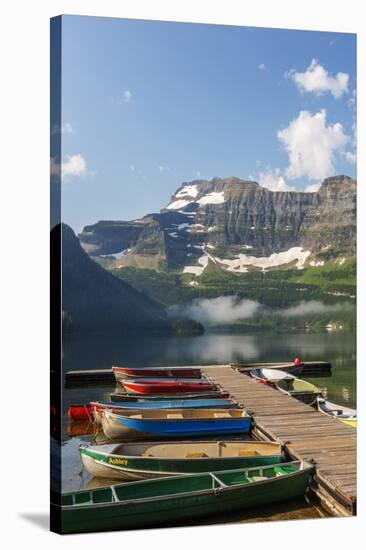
<box><xmin>63</xmin><ymin>331</ymin><xmax>356</xmax><ymax>407</ymax></box>
<box><xmin>63</xmin><ymin>331</ymin><xmax>356</xmax><ymax>369</ymax></box>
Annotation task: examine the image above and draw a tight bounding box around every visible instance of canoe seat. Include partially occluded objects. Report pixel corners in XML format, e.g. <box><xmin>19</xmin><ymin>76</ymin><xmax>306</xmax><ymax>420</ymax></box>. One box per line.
<box><xmin>185</xmin><ymin>452</ymin><xmax>208</xmax><ymax>458</ymax></box>
<box><xmin>214</xmin><ymin>412</ymin><xmax>231</xmax><ymax>418</ymax></box>
<box><xmin>238</xmin><ymin>450</ymin><xmax>259</xmax><ymax>457</ymax></box>
<box><xmin>250</xmin><ymin>476</ymin><xmax>268</xmax><ymax>482</ymax></box>
<box><xmin>167</xmin><ymin>413</ymin><xmax>183</xmax><ymax>419</ymax></box>
<box><xmin>129</xmin><ymin>415</ymin><xmax>143</xmax><ymax>419</ymax></box>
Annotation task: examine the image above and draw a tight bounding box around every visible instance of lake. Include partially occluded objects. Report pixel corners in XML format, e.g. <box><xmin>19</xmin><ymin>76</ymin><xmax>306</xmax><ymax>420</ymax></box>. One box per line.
<box><xmin>60</xmin><ymin>330</ymin><xmax>356</xmax><ymax>524</ymax></box>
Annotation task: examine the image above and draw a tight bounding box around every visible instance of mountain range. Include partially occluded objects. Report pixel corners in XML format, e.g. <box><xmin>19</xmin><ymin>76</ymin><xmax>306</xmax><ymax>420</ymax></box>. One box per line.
<box><xmin>79</xmin><ymin>175</ymin><xmax>356</xmax><ymax>277</ymax></box>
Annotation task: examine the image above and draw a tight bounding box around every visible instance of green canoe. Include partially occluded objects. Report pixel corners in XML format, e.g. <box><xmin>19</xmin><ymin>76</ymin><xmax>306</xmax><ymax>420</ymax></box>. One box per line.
<box><xmin>54</xmin><ymin>460</ymin><xmax>313</xmax><ymax>534</ymax></box>
<box><xmin>80</xmin><ymin>440</ymin><xmax>283</xmax><ymax>481</ymax></box>
<box><xmin>276</xmin><ymin>378</ymin><xmax>323</xmax><ymax>404</ymax></box>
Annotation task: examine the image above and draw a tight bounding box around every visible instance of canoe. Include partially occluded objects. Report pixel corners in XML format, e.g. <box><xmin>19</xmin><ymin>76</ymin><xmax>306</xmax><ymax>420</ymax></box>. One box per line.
<box><xmin>101</xmin><ymin>408</ymin><xmax>251</xmax><ymax>440</ymax></box>
<box><xmin>80</xmin><ymin>440</ymin><xmax>283</xmax><ymax>481</ymax></box>
<box><xmin>316</xmin><ymin>397</ymin><xmax>357</xmax><ymax>428</ymax></box>
<box><xmin>112</xmin><ymin>365</ymin><xmax>202</xmax><ymax>381</ymax></box>
<box><xmin>68</xmin><ymin>404</ymin><xmax>94</xmax><ymax>422</ymax></box>
<box><xmin>89</xmin><ymin>398</ymin><xmax>238</xmax><ymax>424</ymax></box>
<box><xmin>276</xmin><ymin>378</ymin><xmax>323</xmax><ymax>404</ymax></box>
<box><xmin>99</xmin><ymin>398</ymin><xmax>237</xmax><ymax>410</ymax></box>
<box><xmin>249</xmin><ymin>368</ymin><xmax>296</xmax><ymax>385</ymax></box>
<box><xmin>55</xmin><ymin>460</ymin><xmax>313</xmax><ymax>534</ymax></box>
<box><xmin>110</xmin><ymin>390</ymin><xmax>230</xmax><ymax>402</ymax></box>
<box><xmin>233</xmin><ymin>361</ymin><xmax>304</xmax><ymax>372</ymax></box>
<box><xmin>69</xmin><ymin>400</ymin><xmax>237</xmax><ymax>424</ymax></box>
<box><xmin>122</xmin><ymin>378</ymin><xmax>215</xmax><ymax>395</ymax></box>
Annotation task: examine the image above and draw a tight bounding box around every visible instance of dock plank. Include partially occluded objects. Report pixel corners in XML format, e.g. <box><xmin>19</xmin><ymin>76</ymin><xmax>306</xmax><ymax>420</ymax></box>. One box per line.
<box><xmin>202</xmin><ymin>366</ymin><xmax>356</xmax><ymax>517</ymax></box>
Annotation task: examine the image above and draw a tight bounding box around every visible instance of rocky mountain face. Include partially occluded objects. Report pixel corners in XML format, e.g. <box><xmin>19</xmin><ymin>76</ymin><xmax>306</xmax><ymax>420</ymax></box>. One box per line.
<box><xmin>61</xmin><ymin>223</ymin><xmax>170</xmax><ymax>331</ymax></box>
<box><xmin>79</xmin><ymin>175</ymin><xmax>356</xmax><ymax>274</ymax></box>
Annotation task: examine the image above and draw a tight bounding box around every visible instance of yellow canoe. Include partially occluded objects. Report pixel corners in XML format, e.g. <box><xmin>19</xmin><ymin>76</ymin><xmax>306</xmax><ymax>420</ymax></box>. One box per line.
<box><xmin>316</xmin><ymin>397</ymin><xmax>357</xmax><ymax>428</ymax></box>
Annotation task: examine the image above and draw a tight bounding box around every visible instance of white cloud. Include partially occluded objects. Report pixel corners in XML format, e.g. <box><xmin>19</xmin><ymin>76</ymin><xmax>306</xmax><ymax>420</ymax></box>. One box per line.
<box><xmin>130</xmin><ymin>164</ymin><xmax>135</xmax><ymax>172</ymax></box>
<box><xmin>342</xmin><ymin>151</ymin><xmax>357</xmax><ymax>164</ymax></box>
<box><xmin>304</xmin><ymin>183</ymin><xmax>321</xmax><ymax>193</ymax></box>
<box><xmin>121</xmin><ymin>90</ymin><xmax>132</xmax><ymax>103</ymax></box>
<box><xmin>258</xmin><ymin>168</ymin><xmax>294</xmax><ymax>192</ymax></box>
<box><xmin>195</xmin><ymin>171</ymin><xmax>201</xmax><ymax>178</ymax></box>
<box><xmin>61</xmin><ymin>154</ymin><xmax>87</xmax><ymax>178</ymax></box>
<box><xmin>287</xmin><ymin>59</ymin><xmax>349</xmax><ymax>99</ymax></box>
<box><xmin>278</xmin><ymin>109</ymin><xmax>349</xmax><ymax>181</ymax></box>
<box><xmin>258</xmin><ymin>63</ymin><xmax>267</xmax><ymax>71</ymax></box>
<box><xmin>61</xmin><ymin>122</ymin><xmax>74</xmax><ymax>134</ymax></box>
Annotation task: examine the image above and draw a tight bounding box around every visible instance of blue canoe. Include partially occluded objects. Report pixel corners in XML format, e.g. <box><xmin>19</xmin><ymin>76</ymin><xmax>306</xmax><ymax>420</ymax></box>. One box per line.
<box><xmin>101</xmin><ymin>409</ymin><xmax>251</xmax><ymax>440</ymax></box>
<box><xmin>95</xmin><ymin>398</ymin><xmax>238</xmax><ymax>410</ymax></box>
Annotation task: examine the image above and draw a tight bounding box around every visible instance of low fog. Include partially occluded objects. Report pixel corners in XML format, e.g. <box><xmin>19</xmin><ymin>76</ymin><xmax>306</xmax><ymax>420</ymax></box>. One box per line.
<box><xmin>279</xmin><ymin>300</ymin><xmax>352</xmax><ymax>317</ymax></box>
<box><xmin>168</xmin><ymin>296</ymin><xmax>260</xmax><ymax>324</ymax></box>
<box><xmin>168</xmin><ymin>296</ymin><xmax>353</xmax><ymax>325</ymax></box>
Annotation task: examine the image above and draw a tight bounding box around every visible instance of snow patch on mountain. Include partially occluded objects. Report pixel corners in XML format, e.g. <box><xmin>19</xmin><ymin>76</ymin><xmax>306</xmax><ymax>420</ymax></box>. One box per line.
<box><xmin>218</xmin><ymin>247</ymin><xmax>311</xmax><ymax>272</ymax></box>
<box><xmin>176</xmin><ymin>222</ymin><xmax>193</xmax><ymax>230</ymax></box>
<box><xmin>183</xmin><ymin>254</ymin><xmax>210</xmax><ymax>275</ymax></box>
<box><xmin>176</xmin><ymin>185</ymin><xmax>198</xmax><ymax>199</ymax></box>
<box><xmin>197</xmin><ymin>191</ymin><xmax>226</xmax><ymax>205</ymax></box>
<box><xmin>183</xmin><ymin>247</ymin><xmax>311</xmax><ymax>276</ymax></box>
<box><xmin>168</xmin><ymin>190</ymin><xmax>225</xmax><ymax>209</ymax></box>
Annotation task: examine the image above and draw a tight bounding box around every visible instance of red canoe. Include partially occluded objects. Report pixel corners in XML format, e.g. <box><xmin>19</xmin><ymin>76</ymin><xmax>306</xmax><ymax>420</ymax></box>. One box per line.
<box><xmin>112</xmin><ymin>366</ymin><xmax>202</xmax><ymax>381</ymax></box>
<box><xmin>122</xmin><ymin>378</ymin><xmax>215</xmax><ymax>395</ymax></box>
<box><xmin>67</xmin><ymin>405</ymin><xmax>94</xmax><ymax>421</ymax></box>
<box><xmin>68</xmin><ymin>403</ymin><xmax>126</xmax><ymax>423</ymax></box>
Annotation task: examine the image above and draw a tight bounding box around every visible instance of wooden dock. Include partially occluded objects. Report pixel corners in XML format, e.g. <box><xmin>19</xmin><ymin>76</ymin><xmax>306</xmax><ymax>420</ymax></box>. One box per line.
<box><xmin>202</xmin><ymin>367</ymin><xmax>356</xmax><ymax>517</ymax></box>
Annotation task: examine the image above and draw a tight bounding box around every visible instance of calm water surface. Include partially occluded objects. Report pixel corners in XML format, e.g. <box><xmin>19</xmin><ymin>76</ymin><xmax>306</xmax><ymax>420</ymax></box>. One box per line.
<box><xmin>61</xmin><ymin>330</ymin><xmax>355</xmax><ymax>524</ymax></box>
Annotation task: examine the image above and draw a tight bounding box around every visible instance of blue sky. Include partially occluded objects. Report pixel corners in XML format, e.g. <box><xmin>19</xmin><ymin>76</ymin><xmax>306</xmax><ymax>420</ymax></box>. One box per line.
<box><xmin>57</xmin><ymin>16</ymin><xmax>356</xmax><ymax>233</ymax></box>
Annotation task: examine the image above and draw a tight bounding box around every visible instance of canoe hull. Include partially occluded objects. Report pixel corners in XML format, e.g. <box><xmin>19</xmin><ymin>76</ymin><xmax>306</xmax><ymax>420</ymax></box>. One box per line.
<box><xmin>123</xmin><ymin>380</ymin><xmax>215</xmax><ymax>395</ymax></box>
<box><xmin>276</xmin><ymin>379</ymin><xmax>322</xmax><ymax>405</ymax></box>
<box><xmin>101</xmin><ymin>412</ymin><xmax>251</xmax><ymax>440</ymax></box>
<box><xmin>110</xmin><ymin>391</ymin><xmax>228</xmax><ymax>401</ymax></box>
<box><xmin>316</xmin><ymin>397</ymin><xmax>357</xmax><ymax>428</ymax></box>
<box><xmin>278</xmin><ymin>390</ymin><xmax>322</xmax><ymax>405</ymax></box>
<box><xmin>80</xmin><ymin>443</ymin><xmax>283</xmax><ymax>481</ymax></box>
<box><xmin>67</xmin><ymin>405</ymin><xmax>93</xmax><ymax>421</ymax></box>
<box><xmin>113</xmin><ymin>366</ymin><xmax>202</xmax><ymax>381</ymax></box>
<box><xmin>249</xmin><ymin>368</ymin><xmax>297</xmax><ymax>385</ymax></box>
<box><xmin>91</xmin><ymin>399</ymin><xmax>237</xmax><ymax>423</ymax></box>
<box><xmin>57</xmin><ymin>464</ymin><xmax>312</xmax><ymax>534</ymax></box>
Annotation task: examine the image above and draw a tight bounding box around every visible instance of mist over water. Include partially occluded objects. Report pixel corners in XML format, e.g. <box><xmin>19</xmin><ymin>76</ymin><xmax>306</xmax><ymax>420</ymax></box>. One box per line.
<box><xmin>168</xmin><ymin>296</ymin><xmax>354</xmax><ymax>324</ymax></box>
<box><xmin>168</xmin><ymin>296</ymin><xmax>260</xmax><ymax>324</ymax></box>
<box><xmin>279</xmin><ymin>300</ymin><xmax>353</xmax><ymax>317</ymax></box>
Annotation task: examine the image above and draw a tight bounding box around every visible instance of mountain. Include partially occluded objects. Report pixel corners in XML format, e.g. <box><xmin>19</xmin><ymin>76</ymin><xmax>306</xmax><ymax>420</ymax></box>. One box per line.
<box><xmin>61</xmin><ymin>223</ymin><xmax>170</xmax><ymax>331</ymax></box>
<box><xmin>79</xmin><ymin>175</ymin><xmax>356</xmax><ymax>276</ymax></box>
